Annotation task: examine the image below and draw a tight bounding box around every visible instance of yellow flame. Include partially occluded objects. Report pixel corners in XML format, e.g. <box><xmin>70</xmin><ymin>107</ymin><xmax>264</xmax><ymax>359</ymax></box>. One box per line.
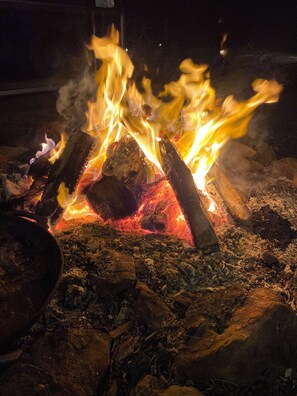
<box><xmin>49</xmin><ymin>133</ymin><xmax>66</xmax><ymax>164</ymax></box>
<box><xmin>53</xmin><ymin>26</ymin><xmax>283</xmax><ymax>221</ymax></box>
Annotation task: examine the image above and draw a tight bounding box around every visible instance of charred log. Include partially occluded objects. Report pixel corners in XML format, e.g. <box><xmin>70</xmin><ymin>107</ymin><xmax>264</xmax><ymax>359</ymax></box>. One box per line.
<box><xmin>85</xmin><ymin>175</ymin><xmax>138</xmax><ymax>220</ymax></box>
<box><xmin>28</xmin><ymin>154</ymin><xmax>52</xmax><ymax>179</ymax></box>
<box><xmin>102</xmin><ymin>136</ymin><xmax>149</xmax><ymax>201</ymax></box>
<box><xmin>212</xmin><ymin>163</ymin><xmax>252</xmax><ymax>221</ymax></box>
<box><xmin>159</xmin><ymin>139</ymin><xmax>219</xmax><ymax>251</ymax></box>
<box><xmin>36</xmin><ymin>130</ymin><xmax>96</xmax><ymax>225</ymax></box>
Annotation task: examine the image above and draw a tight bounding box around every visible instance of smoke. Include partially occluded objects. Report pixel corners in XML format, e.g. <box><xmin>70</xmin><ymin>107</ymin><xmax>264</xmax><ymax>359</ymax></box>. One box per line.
<box><xmin>56</xmin><ymin>66</ymin><xmax>97</xmax><ymax>133</ymax></box>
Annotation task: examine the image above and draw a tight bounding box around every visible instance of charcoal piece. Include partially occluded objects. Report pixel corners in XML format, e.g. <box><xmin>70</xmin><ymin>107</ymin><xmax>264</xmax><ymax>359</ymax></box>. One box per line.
<box><xmin>159</xmin><ymin>138</ymin><xmax>219</xmax><ymax>251</ymax></box>
<box><xmin>102</xmin><ymin>136</ymin><xmax>149</xmax><ymax>201</ymax></box>
<box><xmin>85</xmin><ymin>175</ymin><xmax>138</xmax><ymax>220</ymax></box>
<box><xmin>36</xmin><ymin>130</ymin><xmax>96</xmax><ymax>225</ymax></box>
<box><xmin>28</xmin><ymin>154</ymin><xmax>52</xmax><ymax>179</ymax></box>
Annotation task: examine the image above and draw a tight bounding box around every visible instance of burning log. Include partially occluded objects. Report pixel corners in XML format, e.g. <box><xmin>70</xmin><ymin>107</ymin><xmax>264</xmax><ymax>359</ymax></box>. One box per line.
<box><xmin>36</xmin><ymin>130</ymin><xmax>96</xmax><ymax>225</ymax></box>
<box><xmin>159</xmin><ymin>139</ymin><xmax>219</xmax><ymax>251</ymax></box>
<box><xmin>28</xmin><ymin>153</ymin><xmax>52</xmax><ymax>179</ymax></box>
<box><xmin>85</xmin><ymin>175</ymin><xmax>138</xmax><ymax>220</ymax></box>
<box><xmin>212</xmin><ymin>163</ymin><xmax>252</xmax><ymax>221</ymax></box>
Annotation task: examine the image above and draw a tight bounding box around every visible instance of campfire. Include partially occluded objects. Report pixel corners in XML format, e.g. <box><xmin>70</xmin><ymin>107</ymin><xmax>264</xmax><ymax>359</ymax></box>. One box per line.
<box><xmin>1</xmin><ymin>24</ymin><xmax>297</xmax><ymax>396</ymax></box>
<box><xmin>28</xmin><ymin>26</ymin><xmax>282</xmax><ymax>251</ymax></box>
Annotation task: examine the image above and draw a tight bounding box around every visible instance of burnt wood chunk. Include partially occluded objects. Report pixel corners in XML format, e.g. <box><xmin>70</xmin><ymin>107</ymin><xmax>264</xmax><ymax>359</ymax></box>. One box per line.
<box><xmin>159</xmin><ymin>139</ymin><xmax>219</xmax><ymax>251</ymax></box>
<box><xmin>85</xmin><ymin>175</ymin><xmax>138</xmax><ymax>220</ymax></box>
<box><xmin>102</xmin><ymin>136</ymin><xmax>149</xmax><ymax>201</ymax></box>
<box><xmin>36</xmin><ymin>130</ymin><xmax>96</xmax><ymax>225</ymax></box>
<box><xmin>213</xmin><ymin>163</ymin><xmax>252</xmax><ymax>221</ymax></box>
<box><xmin>28</xmin><ymin>154</ymin><xmax>52</xmax><ymax>179</ymax></box>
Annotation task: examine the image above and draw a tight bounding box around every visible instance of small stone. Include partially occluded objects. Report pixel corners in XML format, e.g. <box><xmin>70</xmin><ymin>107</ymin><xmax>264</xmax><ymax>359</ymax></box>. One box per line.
<box><xmin>261</xmin><ymin>251</ymin><xmax>279</xmax><ymax>268</ymax></box>
<box><xmin>135</xmin><ymin>375</ymin><xmax>164</xmax><ymax>396</ymax></box>
<box><xmin>284</xmin><ymin>264</ymin><xmax>293</xmax><ymax>275</ymax></box>
<box><xmin>89</xmin><ymin>251</ymin><xmax>136</xmax><ymax>297</ymax></box>
<box><xmin>145</xmin><ymin>258</ymin><xmax>154</xmax><ymax>266</ymax></box>
<box><xmin>64</xmin><ymin>284</ymin><xmax>86</xmax><ymax>309</ymax></box>
<box><xmin>285</xmin><ymin>368</ymin><xmax>292</xmax><ymax>379</ymax></box>
<box><xmin>134</xmin><ymin>282</ymin><xmax>173</xmax><ymax>330</ymax></box>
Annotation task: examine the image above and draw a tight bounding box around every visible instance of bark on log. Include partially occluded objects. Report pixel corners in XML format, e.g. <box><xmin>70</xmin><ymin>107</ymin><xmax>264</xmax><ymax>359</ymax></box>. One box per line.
<box><xmin>36</xmin><ymin>130</ymin><xmax>96</xmax><ymax>225</ymax></box>
<box><xmin>159</xmin><ymin>139</ymin><xmax>219</xmax><ymax>251</ymax></box>
<box><xmin>85</xmin><ymin>175</ymin><xmax>138</xmax><ymax>220</ymax></box>
<box><xmin>212</xmin><ymin>163</ymin><xmax>252</xmax><ymax>221</ymax></box>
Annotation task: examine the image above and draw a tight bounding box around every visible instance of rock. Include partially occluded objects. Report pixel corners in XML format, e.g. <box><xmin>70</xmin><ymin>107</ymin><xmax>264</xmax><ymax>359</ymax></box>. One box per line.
<box><xmin>1</xmin><ymin>176</ymin><xmax>29</xmax><ymax>200</ymax></box>
<box><xmin>271</xmin><ymin>157</ymin><xmax>297</xmax><ymax>180</ymax></box>
<box><xmin>221</xmin><ymin>141</ymin><xmax>257</xmax><ymax>160</ymax></box>
<box><xmin>135</xmin><ymin>374</ymin><xmax>164</xmax><ymax>396</ymax></box>
<box><xmin>218</xmin><ymin>141</ymin><xmax>268</xmax><ymax>179</ymax></box>
<box><xmin>89</xmin><ymin>251</ymin><xmax>136</xmax><ymax>297</ymax></box>
<box><xmin>256</xmin><ymin>142</ymin><xmax>276</xmax><ymax>166</ymax></box>
<box><xmin>64</xmin><ymin>284</ymin><xmax>86</xmax><ymax>309</ymax></box>
<box><xmin>134</xmin><ymin>282</ymin><xmax>173</xmax><ymax>330</ymax></box>
<box><xmin>184</xmin><ymin>284</ymin><xmax>247</xmax><ymax>334</ymax></box>
<box><xmin>157</xmin><ymin>385</ymin><xmax>204</xmax><ymax>396</ymax></box>
<box><xmin>261</xmin><ymin>251</ymin><xmax>280</xmax><ymax>268</ymax></box>
<box><xmin>0</xmin><ymin>349</ymin><xmax>22</xmax><ymax>369</ymax></box>
<box><xmin>21</xmin><ymin>328</ymin><xmax>111</xmax><ymax>395</ymax></box>
<box><xmin>62</xmin><ymin>267</ymin><xmax>88</xmax><ymax>287</ymax></box>
<box><xmin>0</xmin><ymin>146</ymin><xmax>28</xmax><ymax>161</ymax></box>
<box><xmin>176</xmin><ymin>288</ymin><xmax>297</xmax><ymax>385</ymax></box>
<box><xmin>0</xmin><ymin>363</ymin><xmax>70</xmax><ymax>395</ymax></box>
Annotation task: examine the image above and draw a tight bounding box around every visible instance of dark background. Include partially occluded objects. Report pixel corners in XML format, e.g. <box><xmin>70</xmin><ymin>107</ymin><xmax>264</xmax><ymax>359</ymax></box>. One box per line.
<box><xmin>0</xmin><ymin>0</ymin><xmax>296</xmax><ymax>84</ymax></box>
<box><xmin>0</xmin><ymin>0</ymin><xmax>296</xmax><ymax>157</ymax></box>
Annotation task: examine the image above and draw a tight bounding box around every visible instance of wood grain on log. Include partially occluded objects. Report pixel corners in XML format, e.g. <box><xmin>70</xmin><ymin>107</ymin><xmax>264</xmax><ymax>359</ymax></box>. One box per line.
<box><xmin>36</xmin><ymin>130</ymin><xmax>96</xmax><ymax>225</ymax></box>
<box><xmin>159</xmin><ymin>139</ymin><xmax>219</xmax><ymax>251</ymax></box>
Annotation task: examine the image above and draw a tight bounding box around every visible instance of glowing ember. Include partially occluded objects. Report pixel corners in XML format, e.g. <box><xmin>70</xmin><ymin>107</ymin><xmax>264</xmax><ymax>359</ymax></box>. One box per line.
<box><xmin>49</xmin><ymin>26</ymin><xmax>283</xmax><ymax>235</ymax></box>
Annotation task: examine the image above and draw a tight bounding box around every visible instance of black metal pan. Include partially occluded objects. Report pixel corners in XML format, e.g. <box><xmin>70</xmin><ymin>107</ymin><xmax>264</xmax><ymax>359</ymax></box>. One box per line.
<box><xmin>0</xmin><ymin>213</ymin><xmax>63</xmax><ymax>352</ymax></box>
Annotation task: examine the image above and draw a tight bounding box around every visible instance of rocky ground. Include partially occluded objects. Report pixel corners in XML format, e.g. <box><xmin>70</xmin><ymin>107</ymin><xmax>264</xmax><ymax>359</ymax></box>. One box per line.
<box><xmin>1</xmin><ymin>140</ymin><xmax>297</xmax><ymax>395</ymax></box>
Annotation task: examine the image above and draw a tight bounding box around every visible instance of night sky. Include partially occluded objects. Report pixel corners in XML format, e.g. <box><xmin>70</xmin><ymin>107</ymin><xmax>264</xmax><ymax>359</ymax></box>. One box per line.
<box><xmin>0</xmin><ymin>0</ymin><xmax>296</xmax><ymax>83</ymax></box>
<box><xmin>119</xmin><ymin>0</ymin><xmax>297</xmax><ymax>52</ymax></box>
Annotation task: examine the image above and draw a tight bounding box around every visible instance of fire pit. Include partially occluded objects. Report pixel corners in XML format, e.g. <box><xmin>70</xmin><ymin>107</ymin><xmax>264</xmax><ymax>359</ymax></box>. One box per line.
<box><xmin>0</xmin><ymin>14</ymin><xmax>297</xmax><ymax>396</ymax></box>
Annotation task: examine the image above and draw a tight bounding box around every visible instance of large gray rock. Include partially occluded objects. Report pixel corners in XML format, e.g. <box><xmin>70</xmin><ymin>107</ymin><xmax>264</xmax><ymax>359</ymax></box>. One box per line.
<box><xmin>176</xmin><ymin>288</ymin><xmax>297</xmax><ymax>385</ymax></box>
